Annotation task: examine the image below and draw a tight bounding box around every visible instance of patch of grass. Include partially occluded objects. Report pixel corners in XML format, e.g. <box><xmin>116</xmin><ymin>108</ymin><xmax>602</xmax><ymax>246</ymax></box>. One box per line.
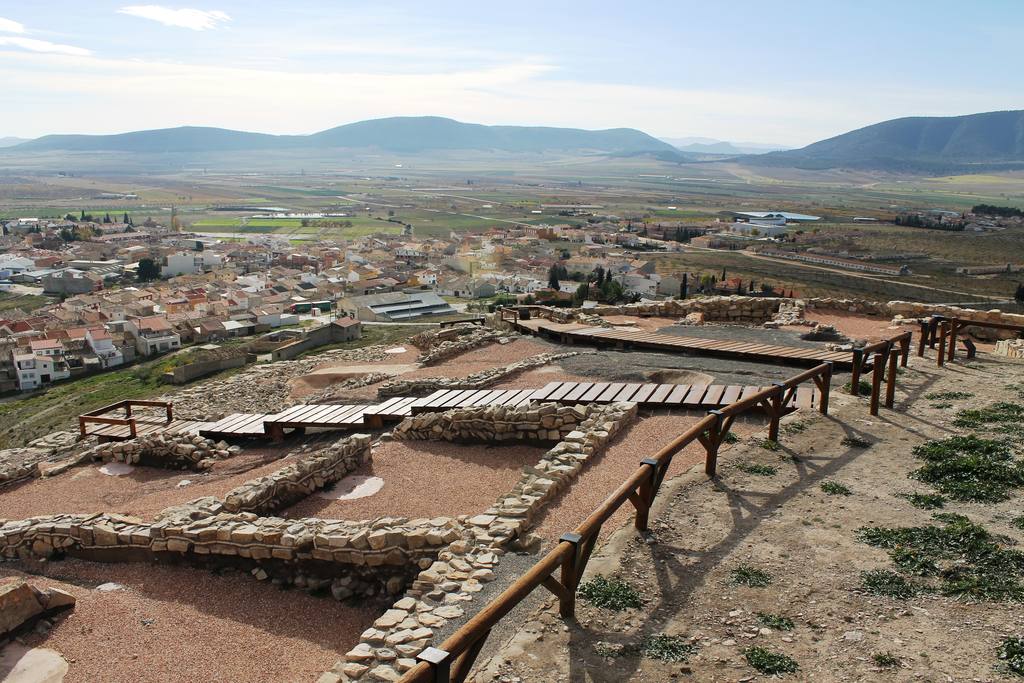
<box><xmin>841</xmin><ymin>436</ymin><xmax>872</xmax><ymax>448</ymax></box>
<box><xmin>898</xmin><ymin>492</ymin><xmax>946</xmax><ymax>510</ymax></box>
<box><xmin>640</xmin><ymin>634</ymin><xmax>697</xmax><ymax>662</ymax></box>
<box><xmin>782</xmin><ymin>420</ymin><xmax>808</xmax><ymax>435</ymax></box>
<box><xmin>736</xmin><ymin>462</ymin><xmax>778</xmax><ymax>476</ymax></box>
<box><xmin>743</xmin><ymin>647</ymin><xmax>799</xmax><ymax>675</ymax></box>
<box><xmin>593</xmin><ymin>642</ymin><xmax>623</xmax><ymax>658</ymax></box>
<box><xmin>999</xmin><ymin>636</ymin><xmax>1024</xmax><ymax>676</ymax></box>
<box><xmin>756</xmin><ymin>612</ymin><xmax>795</xmax><ymax>631</ymax></box>
<box><xmin>722</xmin><ymin>431</ymin><xmax>740</xmax><ymax>444</ymax></box>
<box><xmin>872</xmin><ymin>651</ymin><xmax>901</xmax><ymax>669</ymax></box>
<box><xmin>910</xmin><ymin>435</ymin><xmax>1024</xmax><ymax>503</ymax></box>
<box><xmin>756</xmin><ymin>438</ymin><xmax>781</xmax><ymax>451</ymax></box>
<box><xmin>1012</xmin><ymin>516</ymin><xmax>1024</xmax><ymax>531</ymax></box>
<box><xmin>931</xmin><ymin>402</ymin><xmax>953</xmax><ymax>409</ymax></box>
<box><xmin>843</xmin><ymin>379</ymin><xmax>873</xmax><ymax>395</ymax></box>
<box><xmin>578</xmin><ymin>576</ymin><xmax>643</xmax><ymax>611</ymax></box>
<box><xmin>858</xmin><ymin>514</ymin><xmax>1024</xmax><ymax>601</ymax></box>
<box><xmin>821</xmin><ymin>481</ymin><xmax>852</xmax><ymax>496</ymax></box>
<box><xmin>953</xmin><ymin>402</ymin><xmax>1024</xmax><ymax>440</ymax></box>
<box><xmin>925</xmin><ymin>391</ymin><xmax>974</xmax><ymax>401</ymax></box>
<box><xmin>730</xmin><ymin>564</ymin><xmax>772</xmax><ymax>588</ymax></box>
<box><xmin>859</xmin><ymin>569</ymin><xmax>925</xmax><ymax>599</ymax></box>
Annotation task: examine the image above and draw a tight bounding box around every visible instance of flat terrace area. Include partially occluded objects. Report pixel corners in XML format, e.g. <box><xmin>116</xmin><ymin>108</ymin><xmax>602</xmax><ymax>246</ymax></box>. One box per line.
<box><xmin>0</xmin><ymin>447</ymin><xmax>295</xmax><ymax>520</ymax></box>
<box><xmin>1</xmin><ymin>561</ymin><xmax>379</xmax><ymax>683</ymax></box>
<box><xmin>283</xmin><ymin>440</ymin><xmax>548</xmax><ymax>521</ymax></box>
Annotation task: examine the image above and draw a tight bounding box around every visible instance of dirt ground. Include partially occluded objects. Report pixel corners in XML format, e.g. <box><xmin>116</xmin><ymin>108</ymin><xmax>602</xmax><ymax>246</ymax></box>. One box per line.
<box><xmin>479</xmin><ymin>353</ymin><xmax>1024</xmax><ymax>682</ymax></box>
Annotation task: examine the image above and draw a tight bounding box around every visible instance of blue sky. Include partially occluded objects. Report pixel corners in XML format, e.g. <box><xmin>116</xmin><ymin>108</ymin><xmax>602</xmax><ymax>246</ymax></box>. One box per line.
<box><xmin>0</xmin><ymin>1</ymin><xmax>1021</xmax><ymax>145</ymax></box>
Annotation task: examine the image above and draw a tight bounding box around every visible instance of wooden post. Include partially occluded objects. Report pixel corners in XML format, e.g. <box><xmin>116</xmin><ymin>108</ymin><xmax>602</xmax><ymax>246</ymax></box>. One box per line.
<box><xmin>947</xmin><ymin>320</ymin><xmax>958</xmax><ymax>362</ymax></box>
<box><xmin>936</xmin><ymin>321</ymin><xmax>947</xmax><ymax>367</ymax></box>
<box><xmin>885</xmin><ymin>348</ymin><xmax>899</xmax><ymax>408</ymax></box>
<box><xmin>767</xmin><ymin>384</ymin><xmax>784</xmax><ymax>442</ymax></box>
<box><xmin>78</xmin><ymin>416</ymin><xmax>88</xmax><ymax>438</ymax></box>
<box><xmin>703</xmin><ymin>410</ymin><xmax>724</xmax><ymax>477</ymax></box>
<box><xmin>124</xmin><ymin>402</ymin><xmax>133</xmax><ymax>418</ymax></box>
<box><xmin>818</xmin><ymin>362</ymin><xmax>832</xmax><ymax>415</ymax></box>
<box><xmin>128</xmin><ymin>419</ymin><xmax>137</xmax><ymax>438</ymax></box>
<box><xmin>166</xmin><ymin>402</ymin><xmax>173</xmax><ymax>423</ymax></box>
<box><xmin>850</xmin><ymin>349</ymin><xmax>864</xmax><ymax>395</ymax></box>
<box><xmin>869</xmin><ymin>353</ymin><xmax>885</xmax><ymax>416</ymax></box>
<box><xmin>917</xmin><ymin>321</ymin><xmax>928</xmax><ymax>357</ymax></box>
<box><xmin>900</xmin><ymin>332</ymin><xmax>911</xmax><ymax>367</ymax></box>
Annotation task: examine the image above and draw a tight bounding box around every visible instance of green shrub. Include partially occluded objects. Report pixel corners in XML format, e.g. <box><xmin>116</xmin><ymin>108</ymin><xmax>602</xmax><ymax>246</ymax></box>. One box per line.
<box><xmin>578</xmin><ymin>576</ymin><xmax>643</xmax><ymax>611</ymax></box>
<box><xmin>821</xmin><ymin>481</ymin><xmax>852</xmax><ymax>496</ymax></box>
<box><xmin>640</xmin><ymin>634</ymin><xmax>697</xmax><ymax>662</ymax></box>
<box><xmin>756</xmin><ymin>612</ymin><xmax>795</xmax><ymax>631</ymax></box>
<box><xmin>872</xmin><ymin>651</ymin><xmax>900</xmax><ymax>668</ymax></box>
<box><xmin>737</xmin><ymin>462</ymin><xmax>778</xmax><ymax>476</ymax></box>
<box><xmin>730</xmin><ymin>564</ymin><xmax>772</xmax><ymax>587</ymax></box>
<box><xmin>1012</xmin><ymin>515</ymin><xmax>1024</xmax><ymax>531</ymax></box>
<box><xmin>843</xmin><ymin>379</ymin><xmax>873</xmax><ymax>395</ymax></box>
<box><xmin>898</xmin><ymin>492</ymin><xmax>946</xmax><ymax>510</ymax></box>
<box><xmin>999</xmin><ymin>636</ymin><xmax>1024</xmax><ymax>676</ymax></box>
<box><xmin>744</xmin><ymin>647</ymin><xmax>799</xmax><ymax>675</ymax></box>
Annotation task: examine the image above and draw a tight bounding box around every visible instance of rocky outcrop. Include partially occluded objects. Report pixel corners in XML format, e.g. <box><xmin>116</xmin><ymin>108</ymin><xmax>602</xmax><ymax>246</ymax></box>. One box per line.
<box><xmin>413</xmin><ymin>326</ymin><xmax>512</xmax><ymax>366</ymax></box>
<box><xmin>377</xmin><ymin>352</ymin><xmax>581</xmax><ymax>398</ymax></box>
<box><xmin>93</xmin><ymin>433</ymin><xmax>236</xmax><ymax>471</ymax></box>
<box><xmin>0</xmin><ymin>580</ymin><xmax>76</xmax><ymax>641</ymax></box>
<box><xmin>302</xmin><ymin>373</ymin><xmax>394</xmax><ymax>405</ymax></box>
<box><xmin>222</xmin><ymin>434</ymin><xmax>371</xmax><ymax>514</ymax></box>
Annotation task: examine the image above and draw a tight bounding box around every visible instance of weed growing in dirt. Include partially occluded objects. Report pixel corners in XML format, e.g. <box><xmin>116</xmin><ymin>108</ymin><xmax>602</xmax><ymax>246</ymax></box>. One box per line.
<box><xmin>757</xmin><ymin>613</ymin><xmax>795</xmax><ymax>631</ymax></box>
<box><xmin>899</xmin><ymin>492</ymin><xmax>946</xmax><ymax>509</ymax></box>
<box><xmin>578</xmin><ymin>576</ymin><xmax>643</xmax><ymax>611</ymax></box>
<box><xmin>954</xmin><ymin>402</ymin><xmax>1024</xmax><ymax>440</ymax></box>
<box><xmin>1012</xmin><ymin>515</ymin><xmax>1024</xmax><ymax>531</ymax></box>
<box><xmin>841</xmin><ymin>436</ymin><xmax>872</xmax><ymax>448</ymax></box>
<box><xmin>782</xmin><ymin>420</ymin><xmax>808</xmax><ymax>435</ymax></box>
<box><xmin>843</xmin><ymin>379</ymin><xmax>873</xmax><ymax>395</ymax></box>
<box><xmin>926</xmin><ymin>391</ymin><xmax>974</xmax><ymax>401</ymax></box>
<box><xmin>999</xmin><ymin>636</ymin><xmax>1024</xmax><ymax>676</ymax></box>
<box><xmin>858</xmin><ymin>513</ymin><xmax>1024</xmax><ymax>601</ymax></box>
<box><xmin>756</xmin><ymin>438</ymin><xmax>781</xmax><ymax>451</ymax></box>
<box><xmin>910</xmin><ymin>435</ymin><xmax>1024</xmax><ymax>503</ymax></box>
<box><xmin>737</xmin><ymin>462</ymin><xmax>778</xmax><ymax>476</ymax></box>
<box><xmin>593</xmin><ymin>642</ymin><xmax>623</xmax><ymax>658</ymax></box>
<box><xmin>821</xmin><ymin>481</ymin><xmax>852</xmax><ymax>496</ymax></box>
<box><xmin>744</xmin><ymin>647</ymin><xmax>799</xmax><ymax>675</ymax></box>
<box><xmin>872</xmin><ymin>652</ymin><xmax>900</xmax><ymax>668</ymax></box>
<box><xmin>859</xmin><ymin>569</ymin><xmax>924</xmax><ymax>599</ymax></box>
<box><xmin>932</xmin><ymin>402</ymin><xmax>953</xmax><ymax>409</ymax></box>
<box><xmin>640</xmin><ymin>635</ymin><xmax>697</xmax><ymax>662</ymax></box>
<box><xmin>722</xmin><ymin>431</ymin><xmax>739</xmax><ymax>444</ymax></box>
<box><xmin>730</xmin><ymin>564</ymin><xmax>772</xmax><ymax>587</ymax></box>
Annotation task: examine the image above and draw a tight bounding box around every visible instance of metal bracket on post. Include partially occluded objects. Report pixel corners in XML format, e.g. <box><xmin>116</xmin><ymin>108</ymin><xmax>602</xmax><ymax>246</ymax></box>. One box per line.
<box><xmin>417</xmin><ymin>646</ymin><xmax>452</xmax><ymax>683</ymax></box>
<box><xmin>557</xmin><ymin>532</ymin><xmax>587</xmax><ymax>618</ymax></box>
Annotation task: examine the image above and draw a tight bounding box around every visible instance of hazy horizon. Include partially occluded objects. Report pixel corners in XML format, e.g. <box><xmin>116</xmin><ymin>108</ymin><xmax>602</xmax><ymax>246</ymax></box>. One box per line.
<box><xmin>1</xmin><ymin>1</ymin><xmax>1021</xmax><ymax>145</ymax></box>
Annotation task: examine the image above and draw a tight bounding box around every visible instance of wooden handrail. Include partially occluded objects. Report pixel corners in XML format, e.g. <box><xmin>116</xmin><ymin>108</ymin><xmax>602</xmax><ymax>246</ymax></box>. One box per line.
<box><xmin>401</xmin><ymin>364</ymin><xmax>833</xmax><ymax>683</ymax></box>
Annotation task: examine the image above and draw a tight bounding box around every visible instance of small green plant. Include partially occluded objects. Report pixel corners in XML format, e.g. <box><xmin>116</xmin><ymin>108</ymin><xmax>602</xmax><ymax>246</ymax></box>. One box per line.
<box><xmin>821</xmin><ymin>481</ymin><xmax>852</xmax><ymax>496</ymax></box>
<box><xmin>722</xmin><ymin>431</ymin><xmax>739</xmax><ymax>444</ymax></box>
<box><xmin>843</xmin><ymin>379</ymin><xmax>873</xmax><ymax>395</ymax></box>
<box><xmin>931</xmin><ymin>402</ymin><xmax>953</xmax><ymax>409</ymax></box>
<box><xmin>757</xmin><ymin>612</ymin><xmax>795</xmax><ymax>631</ymax></box>
<box><xmin>593</xmin><ymin>642</ymin><xmax>623</xmax><ymax>658</ymax></box>
<box><xmin>782</xmin><ymin>420</ymin><xmax>808</xmax><ymax>435</ymax></box>
<box><xmin>872</xmin><ymin>651</ymin><xmax>900</xmax><ymax>669</ymax></box>
<box><xmin>841</xmin><ymin>435</ymin><xmax>872</xmax><ymax>448</ymax></box>
<box><xmin>756</xmin><ymin>438</ymin><xmax>781</xmax><ymax>451</ymax></box>
<box><xmin>744</xmin><ymin>647</ymin><xmax>799</xmax><ymax>675</ymax></box>
<box><xmin>730</xmin><ymin>564</ymin><xmax>772</xmax><ymax>587</ymax></box>
<box><xmin>925</xmin><ymin>391</ymin><xmax>973</xmax><ymax>401</ymax></box>
<box><xmin>999</xmin><ymin>636</ymin><xmax>1024</xmax><ymax>676</ymax></box>
<box><xmin>910</xmin><ymin>435</ymin><xmax>1024</xmax><ymax>503</ymax></box>
<box><xmin>1012</xmin><ymin>515</ymin><xmax>1024</xmax><ymax>531</ymax></box>
<box><xmin>954</xmin><ymin>402</ymin><xmax>1024</xmax><ymax>440</ymax></box>
<box><xmin>578</xmin><ymin>576</ymin><xmax>643</xmax><ymax>611</ymax></box>
<box><xmin>859</xmin><ymin>569</ymin><xmax>923</xmax><ymax>599</ymax></box>
<box><xmin>737</xmin><ymin>462</ymin><xmax>778</xmax><ymax>476</ymax></box>
<box><xmin>640</xmin><ymin>634</ymin><xmax>697</xmax><ymax>662</ymax></box>
<box><xmin>899</xmin><ymin>492</ymin><xmax>946</xmax><ymax>510</ymax></box>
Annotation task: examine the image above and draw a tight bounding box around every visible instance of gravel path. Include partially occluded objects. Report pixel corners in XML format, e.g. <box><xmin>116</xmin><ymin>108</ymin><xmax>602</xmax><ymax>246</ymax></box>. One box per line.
<box><xmin>0</xmin><ymin>447</ymin><xmax>293</xmax><ymax>520</ymax></box>
<box><xmin>558</xmin><ymin>349</ymin><xmax>818</xmax><ymax>386</ymax></box>
<box><xmin>283</xmin><ymin>441</ymin><xmax>547</xmax><ymax>522</ymax></box>
<box><xmin>1</xmin><ymin>560</ymin><xmax>379</xmax><ymax>683</ymax></box>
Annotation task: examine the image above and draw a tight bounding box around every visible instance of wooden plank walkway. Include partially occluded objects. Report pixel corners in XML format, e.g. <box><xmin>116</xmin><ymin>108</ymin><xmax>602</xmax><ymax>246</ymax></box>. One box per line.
<box><xmin>87</xmin><ymin>419</ymin><xmax>212</xmax><ymax>441</ymax></box>
<box><xmin>518</xmin><ymin>320</ymin><xmax>852</xmax><ymax>368</ymax></box>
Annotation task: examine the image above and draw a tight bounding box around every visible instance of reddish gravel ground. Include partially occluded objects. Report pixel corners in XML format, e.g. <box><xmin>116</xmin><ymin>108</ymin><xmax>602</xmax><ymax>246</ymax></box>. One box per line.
<box><xmin>284</xmin><ymin>440</ymin><xmax>546</xmax><ymax>522</ymax></box>
<box><xmin>0</xmin><ymin>447</ymin><xmax>294</xmax><ymax>520</ymax></box>
<box><xmin>389</xmin><ymin>339</ymin><xmax>555</xmax><ymax>381</ymax></box>
<box><xmin>803</xmin><ymin>312</ymin><xmax>905</xmax><ymax>342</ymax></box>
<box><xmin>601</xmin><ymin>315</ymin><xmax>679</xmax><ymax>331</ymax></box>
<box><xmin>491</xmin><ymin>365</ymin><xmax>592</xmax><ymax>390</ymax></box>
<box><xmin>530</xmin><ymin>413</ymin><xmax>757</xmax><ymax>543</ymax></box>
<box><xmin>1</xmin><ymin>561</ymin><xmax>378</xmax><ymax>683</ymax></box>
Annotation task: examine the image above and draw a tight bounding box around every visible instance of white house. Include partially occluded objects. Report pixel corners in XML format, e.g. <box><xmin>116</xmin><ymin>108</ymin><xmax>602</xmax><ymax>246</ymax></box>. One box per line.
<box><xmin>161</xmin><ymin>251</ymin><xmax>223</xmax><ymax>278</ymax></box>
<box><xmin>85</xmin><ymin>328</ymin><xmax>124</xmax><ymax>368</ymax></box>
<box><xmin>12</xmin><ymin>342</ymin><xmax>71</xmax><ymax>391</ymax></box>
<box><xmin>125</xmin><ymin>315</ymin><xmax>181</xmax><ymax>356</ymax></box>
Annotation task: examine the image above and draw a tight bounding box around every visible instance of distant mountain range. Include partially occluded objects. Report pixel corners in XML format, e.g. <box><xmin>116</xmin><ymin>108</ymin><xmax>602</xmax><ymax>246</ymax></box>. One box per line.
<box><xmin>659</xmin><ymin>137</ymin><xmax>790</xmax><ymax>155</ymax></box>
<box><xmin>0</xmin><ymin>137</ymin><xmax>30</xmax><ymax>148</ymax></box>
<box><xmin>750</xmin><ymin>110</ymin><xmax>1024</xmax><ymax>172</ymax></box>
<box><xmin>10</xmin><ymin>116</ymin><xmax>677</xmax><ymax>155</ymax></box>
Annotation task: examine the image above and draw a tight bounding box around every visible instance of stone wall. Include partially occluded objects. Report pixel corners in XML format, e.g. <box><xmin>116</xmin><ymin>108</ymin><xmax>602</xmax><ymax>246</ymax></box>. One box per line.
<box><xmin>222</xmin><ymin>434</ymin><xmax>371</xmax><ymax>514</ymax></box>
<box><xmin>378</xmin><ymin>351</ymin><xmax>581</xmax><ymax>398</ymax></box>
<box><xmin>92</xmin><ymin>433</ymin><xmax>236</xmax><ymax>471</ymax></box>
<box><xmin>414</xmin><ymin>326</ymin><xmax>512</xmax><ymax>366</ymax></box>
<box><xmin>392</xmin><ymin>402</ymin><xmax>590</xmax><ymax>444</ymax></box>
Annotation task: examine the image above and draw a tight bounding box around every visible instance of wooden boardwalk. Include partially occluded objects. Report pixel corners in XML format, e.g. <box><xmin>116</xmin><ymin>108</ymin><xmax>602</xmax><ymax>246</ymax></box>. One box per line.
<box><xmin>517</xmin><ymin>319</ymin><xmax>852</xmax><ymax>368</ymax></box>
<box><xmin>86</xmin><ymin>419</ymin><xmax>212</xmax><ymax>441</ymax></box>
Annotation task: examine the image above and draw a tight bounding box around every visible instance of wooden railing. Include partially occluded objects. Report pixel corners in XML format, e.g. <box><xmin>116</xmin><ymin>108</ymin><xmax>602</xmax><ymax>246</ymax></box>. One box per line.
<box><xmin>848</xmin><ymin>331</ymin><xmax>911</xmax><ymax>398</ymax></box>
<box><xmin>497</xmin><ymin>307</ymin><xmax>519</xmax><ymax>325</ymax></box>
<box><xmin>400</xmin><ymin>363</ymin><xmax>834</xmax><ymax>683</ymax></box>
<box><xmin>78</xmin><ymin>399</ymin><xmax>173</xmax><ymax>438</ymax></box>
<box><xmin>921</xmin><ymin>316</ymin><xmax>1023</xmax><ymax>366</ymax></box>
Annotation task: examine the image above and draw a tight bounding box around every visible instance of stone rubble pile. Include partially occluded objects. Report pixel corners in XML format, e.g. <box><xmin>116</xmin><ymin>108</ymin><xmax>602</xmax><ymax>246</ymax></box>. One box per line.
<box><xmin>302</xmin><ymin>373</ymin><xmax>394</xmax><ymax>405</ymax></box>
<box><xmin>0</xmin><ymin>579</ymin><xmax>76</xmax><ymax>641</ymax></box>
<box><xmin>0</xmin><ymin>431</ymin><xmax>94</xmax><ymax>485</ymax></box>
<box><xmin>392</xmin><ymin>402</ymin><xmax>591</xmax><ymax>443</ymax></box>
<box><xmin>378</xmin><ymin>351</ymin><xmax>581</xmax><ymax>398</ymax></box>
<box><xmin>995</xmin><ymin>339</ymin><xmax>1024</xmax><ymax>359</ymax></box>
<box><xmin>0</xmin><ymin>447</ymin><xmax>52</xmax><ymax>486</ymax></box>
<box><xmin>165</xmin><ymin>345</ymin><xmax>392</xmax><ymax>420</ymax></box>
<box><xmin>92</xmin><ymin>433</ymin><xmax>236</xmax><ymax>471</ymax></box>
<box><xmin>323</xmin><ymin>401</ymin><xmax>639</xmax><ymax>682</ymax></box>
<box><xmin>415</xmin><ymin>326</ymin><xmax>513</xmax><ymax>366</ymax></box>
<box><xmin>222</xmin><ymin>434</ymin><xmax>371</xmax><ymax>514</ymax></box>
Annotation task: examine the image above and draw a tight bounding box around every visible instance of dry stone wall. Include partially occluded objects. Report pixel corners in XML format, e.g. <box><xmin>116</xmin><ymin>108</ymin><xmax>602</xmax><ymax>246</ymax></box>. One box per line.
<box><xmin>222</xmin><ymin>434</ymin><xmax>371</xmax><ymax>514</ymax></box>
<box><xmin>415</xmin><ymin>326</ymin><xmax>512</xmax><ymax>366</ymax></box>
<box><xmin>392</xmin><ymin>402</ymin><xmax>590</xmax><ymax>443</ymax></box>
<box><xmin>377</xmin><ymin>351</ymin><xmax>581</xmax><ymax>398</ymax></box>
<box><xmin>92</xmin><ymin>433</ymin><xmax>236</xmax><ymax>471</ymax></box>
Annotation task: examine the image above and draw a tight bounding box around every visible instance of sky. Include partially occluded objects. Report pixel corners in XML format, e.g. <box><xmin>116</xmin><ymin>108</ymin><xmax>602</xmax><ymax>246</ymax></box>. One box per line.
<box><xmin>0</xmin><ymin>1</ymin><xmax>1022</xmax><ymax>146</ymax></box>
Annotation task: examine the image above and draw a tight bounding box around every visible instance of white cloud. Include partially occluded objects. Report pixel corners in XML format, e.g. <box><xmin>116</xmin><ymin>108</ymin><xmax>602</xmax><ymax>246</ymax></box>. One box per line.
<box><xmin>0</xmin><ymin>17</ymin><xmax>26</xmax><ymax>33</ymax></box>
<box><xmin>117</xmin><ymin>5</ymin><xmax>230</xmax><ymax>31</ymax></box>
<box><xmin>0</xmin><ymin>37</ymin><xmax>90</xmax><ymax>56</ymax></box>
